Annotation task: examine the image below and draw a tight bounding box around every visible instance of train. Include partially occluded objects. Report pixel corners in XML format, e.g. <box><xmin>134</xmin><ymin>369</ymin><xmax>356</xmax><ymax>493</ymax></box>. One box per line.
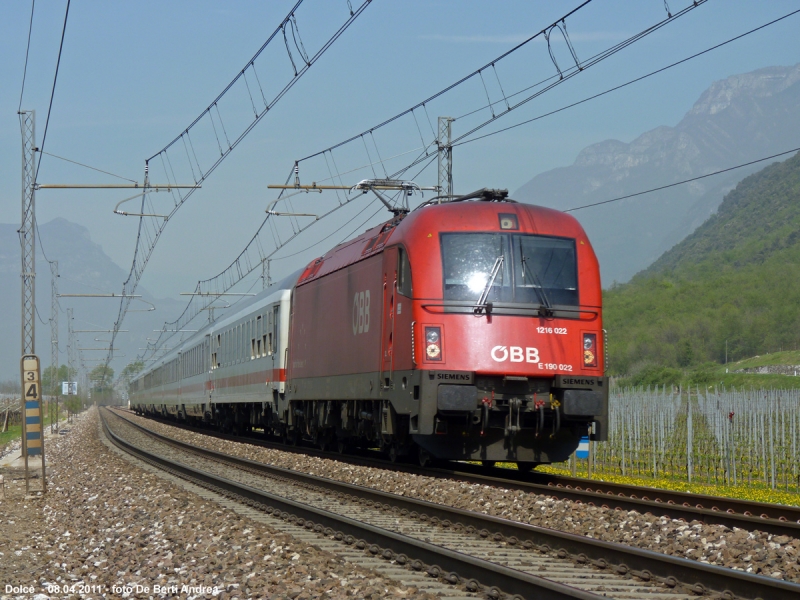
<box><xmin>129</xmin><ymin>188</ymin><xmax>608</xmax><ymax>470</ymax></box>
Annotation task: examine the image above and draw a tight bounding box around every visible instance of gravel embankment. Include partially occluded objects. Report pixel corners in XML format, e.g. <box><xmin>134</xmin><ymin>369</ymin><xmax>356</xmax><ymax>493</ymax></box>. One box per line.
<box><xmin>0</xmin><ymin>408</ymin><xmax>435</xmax><ymax>599</ymax></box>
<box><xmin>124</xmin><ymin>411</ymin><xmax>800</xmax><ymax>583</ymax></box>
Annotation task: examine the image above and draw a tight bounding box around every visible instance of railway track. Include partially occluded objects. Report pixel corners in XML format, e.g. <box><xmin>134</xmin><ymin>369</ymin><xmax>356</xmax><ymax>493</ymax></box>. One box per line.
<box><xmin>121</xmin><ymin>408</ymin><xmax>800</xmax><ymax>538</ymax></box>
<box><xmin>103</xmin><ymin>408</ymin><xmax>800</xmax><ymax>600</ymax></box>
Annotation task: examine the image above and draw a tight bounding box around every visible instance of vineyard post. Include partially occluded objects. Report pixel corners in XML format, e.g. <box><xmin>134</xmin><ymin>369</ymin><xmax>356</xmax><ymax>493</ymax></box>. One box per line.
<box><xmin>769</xmin><ymin>402</ymin><xmax>776</xmax><ymax>489</ymax></box>
<box><xmin>760</xmin><ymin>412</ymin><xmax>766</xmax><ymax>487</ymax></box>
<box><xmin>621</xmin><ymin>406</ymin><xmax>627</xmax><ymax>476</ymax></box>
<box><xmin>687</xmin><ymin>389</ymin><xmax>693</xmax><ymax>483</ymax></box>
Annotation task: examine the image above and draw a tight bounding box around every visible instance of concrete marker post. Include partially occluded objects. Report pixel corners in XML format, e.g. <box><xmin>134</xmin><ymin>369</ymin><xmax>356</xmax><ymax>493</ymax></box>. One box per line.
<box><xmin>20</xmin><ymin>354</ymin><xmax>46</xmax><ymax>494</ymax></box>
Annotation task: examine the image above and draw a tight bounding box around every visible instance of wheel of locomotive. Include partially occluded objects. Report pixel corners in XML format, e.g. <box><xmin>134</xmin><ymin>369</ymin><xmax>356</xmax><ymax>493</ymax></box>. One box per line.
<box><xmin>318</xmin><ymin>430</ymin><xmax>333</xmax><ymax>452</ymax></box>
<box><xmin>418</xmin><ymin>448</ymin><xmax>432</xmax><ymax>468</ymax></box>
<box><xmin>388</xmin><ymin>443</ymin><xmax>399</xmax><ymax>463</ymax></box>
<box><xmin>336</xmin><ymin>436</ymin><xmax>349</xmax><ymax>455</ymax></box>
<box><xmin>282</xmin><ymin>428</ymin><xmax>299</xmax><ymax>446</ymax></box>
<box><xmin>516</xmin><ymin>462</ymin><xmax>537</xmax><ymax>473</ymax></box>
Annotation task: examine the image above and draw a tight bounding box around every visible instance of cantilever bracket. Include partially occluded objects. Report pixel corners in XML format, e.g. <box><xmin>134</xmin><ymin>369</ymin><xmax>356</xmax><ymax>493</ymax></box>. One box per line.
<box><xmin>264</xmin><ymin>197</ymin><xmax>319</xmax><ymax>219</ymax></box>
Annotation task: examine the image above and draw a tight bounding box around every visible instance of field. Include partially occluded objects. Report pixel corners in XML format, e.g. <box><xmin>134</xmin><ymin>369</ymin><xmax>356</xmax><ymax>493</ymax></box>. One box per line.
<box><xmin>727</xmin><ymin>350</ymin><xmax>800</xmax><ymax>370</ymax></box>
<box><xmin>0</xmin><ymin>400</ymin><xmax>66</xmax><ymax>450</ymax></box>
<box><xmin>541</xmin><ymin>384</ymin><xmax>800</xmax><ymax>504</ymax></box>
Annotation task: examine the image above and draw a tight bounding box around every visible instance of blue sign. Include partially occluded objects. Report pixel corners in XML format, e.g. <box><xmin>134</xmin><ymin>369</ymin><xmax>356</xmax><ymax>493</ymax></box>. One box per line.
<box><xmin>575</xmin><ymin>436</ymin><xmax>589</xmax><ymax>459</ymax></box>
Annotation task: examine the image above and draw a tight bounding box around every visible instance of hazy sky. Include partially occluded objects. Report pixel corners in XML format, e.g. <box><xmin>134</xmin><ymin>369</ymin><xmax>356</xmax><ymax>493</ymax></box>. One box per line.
<box><xmin>2</xmin><ymin>0</ymin><xmax>799</xmax><ymax>333</ymax></box>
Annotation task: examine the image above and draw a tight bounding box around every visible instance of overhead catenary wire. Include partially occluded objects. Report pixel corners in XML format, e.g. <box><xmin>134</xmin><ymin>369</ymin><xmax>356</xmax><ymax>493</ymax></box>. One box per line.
<box><xmin>453</xmin><ymin>7</ymin><xmax>800</xmax><ymax>148</ymax></box>
<box><xmin>126</xmin><ymin>0</ymin><xmax>758</xmax><ymax>365</ymax></box>
<box><xmin>108</xmin><ymin>0</ymin><xmax>374</xmax><ymax>372</ymax></box>
<box><xmin>41</xmin><ymin>151</ymin><xmax>138</xmax><ymax>183</ymax></box>
<box><xmin>142</xmin><ymin>0</ymin><xmax>715</xmax><ymax>358</ymax></box>
<box><xmin>18</xmin><ymin>0</ymin><xmax>36</xmax><ymax>112</ymax></box>
<box><xmin>140</xmin><ymin>157</ymin><xmax>435</xmax><ymax>363</ymax></box>
<box><xmin>34</xmin><ymin>0</ymin><xmax>71</xmax><ymax>185</ymax></box>
<box><xmin>296</xmin><ymin>0</ymin><xmax>596</xmax><ymax>164</ymax></box>
<box><xmin>294</xmin><ymin>0</ymin><xmax>709</xmax><ymax>188</ymax></box>
<box><xmin>447</xmin><ymin>2</ymin><xmax>706</xmax><ymax>147</ymax></box>
<box><xmin>564</xmin><ymin>147</ymin><xmax>800</xmax><ymax>212</ymax></box>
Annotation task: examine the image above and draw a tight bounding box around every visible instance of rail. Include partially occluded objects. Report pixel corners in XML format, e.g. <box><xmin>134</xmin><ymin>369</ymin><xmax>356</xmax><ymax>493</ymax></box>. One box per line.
<box><xmin>105</xmin><ymin>408</ymin><xmax>800</xmax><ymax>600</ymax></box>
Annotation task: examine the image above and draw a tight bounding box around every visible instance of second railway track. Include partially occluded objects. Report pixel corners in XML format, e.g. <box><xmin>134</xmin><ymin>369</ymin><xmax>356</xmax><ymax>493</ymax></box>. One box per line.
<box><xmin>102</xmin><ymin>408</ymin><xmax>800</xmax><ymax>600</ymax></box>
<box><xmin>124</xmin><ymin>408</ymin><xmax>800</xmax><ymax>538</ymax></box>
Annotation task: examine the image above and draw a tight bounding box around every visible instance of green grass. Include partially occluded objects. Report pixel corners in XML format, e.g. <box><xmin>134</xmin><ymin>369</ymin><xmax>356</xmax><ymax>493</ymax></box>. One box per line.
<box><xmin>0</xmin><ymin>409</ymin><xmax>61</xmax><ymax>449</ymax></box>
<box><xmin>0</xmin><ymin>424</ymin><xmax>22</xmax><ymax>447</ymax></box>
<box><xmin>711</xmin><ymin>371</ymin><xmax>800</xmax><ymax>389</ymax></box>
<box><xmin>615</xmin><ymin>362</ymin><xmax>800</xmax><ymax>390</ymax></box>
<box><xmin>493</xmin><ymin>461</ymin><xmax>800</xmax><ymax>506</ymax></box>
<box><xmin>726</xmin><ymin>350</ymin><xmax>800</xmax><ymax>370</ymax></box>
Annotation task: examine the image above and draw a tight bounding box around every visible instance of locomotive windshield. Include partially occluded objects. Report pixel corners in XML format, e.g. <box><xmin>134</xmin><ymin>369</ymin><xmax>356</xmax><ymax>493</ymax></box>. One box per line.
<box><xmin>441</xmin><ymin>233</ymin><xmax>578</xmax><ymax>307</ymax></box>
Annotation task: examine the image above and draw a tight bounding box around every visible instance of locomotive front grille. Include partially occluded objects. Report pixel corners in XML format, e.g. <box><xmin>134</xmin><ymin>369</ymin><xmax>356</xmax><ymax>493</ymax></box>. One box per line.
<box><xmin>475</xmin><ymin>375</ymin><xmax>551</xmax><ymax>397</ymax></box>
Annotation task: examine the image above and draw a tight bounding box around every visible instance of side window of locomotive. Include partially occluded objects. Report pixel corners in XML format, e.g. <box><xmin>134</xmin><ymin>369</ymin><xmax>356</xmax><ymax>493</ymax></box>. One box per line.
<box><xmin>397</xmin><ymin>247</ymin><xmax>412</xmax><ymax>297</ymax></box>
<box><xmin>512</xmin><ymin>235</ymin><xmax>578</xmax><ymax>307</ymax></box>
<box><xmin>440</xmin><ymin>233</ymin><xmax>511</xmax><ymax>302</ymax></box>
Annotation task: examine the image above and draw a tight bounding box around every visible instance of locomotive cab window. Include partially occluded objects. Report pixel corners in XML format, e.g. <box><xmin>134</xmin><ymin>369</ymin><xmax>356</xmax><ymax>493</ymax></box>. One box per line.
<box><xmin>397</xmin><ymin>246</ymin><xmax>412</xmax><ymax>297</ymax></box>
<box><xmin>441</xmin><ymin>232</ymin><xmax>578</xmax><ymax>308</ymax></box>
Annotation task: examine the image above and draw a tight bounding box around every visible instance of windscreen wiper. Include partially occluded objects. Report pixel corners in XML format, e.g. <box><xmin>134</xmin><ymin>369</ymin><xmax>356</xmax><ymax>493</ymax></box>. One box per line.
<box><xmin>474</xmin><ymin>255</ymin><xmax>504</xmax><ymax>315</ymax></box>
<box><xmin>520</xmin><ymin>240</ymin><xmax>553</xmax><ymax>316</ymax></box>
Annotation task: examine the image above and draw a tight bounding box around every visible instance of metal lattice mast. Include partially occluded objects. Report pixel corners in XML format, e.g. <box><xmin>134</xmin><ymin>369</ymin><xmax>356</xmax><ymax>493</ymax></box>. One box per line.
<box><xmin>437</xmin><ymin>116</ymin><xmax>454</xmax><ymax>202</ymax></box>
<box><xmin>19</xmin><ymin>110</ymin><xmax>36</xmax><ymax>355</ymax></box>
<box><xmin>67</xmin><ymin>308</ymin><xmax>75</xmax><ymax>384</ymax></box>
<box><xmin>49</xmin><ymin>261</ymin><xmax>59</xmax><ymax>388</ymax></box>
<box><xmin>50</xmin><ymin>261</ymin><xmax>59</xmax><ymax>432</ymax></box>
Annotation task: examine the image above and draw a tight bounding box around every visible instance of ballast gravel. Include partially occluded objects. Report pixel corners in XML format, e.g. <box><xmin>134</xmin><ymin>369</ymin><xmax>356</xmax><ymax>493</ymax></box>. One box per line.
<box><xmin>0</xmin><ymin>408</ymin><xmax>436</xmax><ymax>599</ymax></box>
<box><xmin>124</xmin><ymin>411</ymin><xmax>800</xmax><ymax>583</ymax></box>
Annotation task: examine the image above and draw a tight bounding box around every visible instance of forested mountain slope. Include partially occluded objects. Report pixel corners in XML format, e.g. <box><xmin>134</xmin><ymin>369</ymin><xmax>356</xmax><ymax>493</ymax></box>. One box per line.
<box><xmin>515</xmin><ymin>64</ymin><xmax>800</xmax><ymax>284</ymax></box>
<box><xmin>604</xmin><ymin>151</ymin><xmax>800</xmax><ymax>375</ymax></box>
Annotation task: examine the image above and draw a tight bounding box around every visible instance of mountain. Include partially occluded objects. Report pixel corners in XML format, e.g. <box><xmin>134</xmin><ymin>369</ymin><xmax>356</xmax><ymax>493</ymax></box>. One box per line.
<box><xmin>0</xmin><ymin>218</ymin><xmax>185</xmax><ymax>382</ymax></box>
<box><xmin>602</xmin><ymin>151</ymin><xmax>800</xmax><ymax>375</ymax></box>
<box><xmin>514</xmin><ymin>64</ymin><xmax>800</xmax><ymax>285</ymax></box>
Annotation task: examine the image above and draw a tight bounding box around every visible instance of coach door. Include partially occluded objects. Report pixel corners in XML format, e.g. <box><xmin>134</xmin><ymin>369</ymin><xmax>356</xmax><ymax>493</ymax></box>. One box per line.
<box><xmin>177</xmin><ymin>351</ymin><xmax>183</xmax><ymax>402</ymax></box>
<box><xmin>269</xmin><ymin>304</ymin><xmax>280</xmax><ymax>393</ymax></box>
<box><xmin>380</xmin><ymin>246</ymin><xmax>398</xmax><ymax>388</ymax></box>
<box><xmin>205</xmin><ymin>334</ymin><xmax>213</xmax><ymax>404</ymax></box>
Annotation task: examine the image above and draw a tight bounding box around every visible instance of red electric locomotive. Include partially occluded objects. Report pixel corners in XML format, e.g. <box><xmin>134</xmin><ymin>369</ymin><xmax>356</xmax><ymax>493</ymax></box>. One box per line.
<box><xmin>286</xmin><ymin>188</ymin><xmax>607</xmax><ymax>468</ymax></box>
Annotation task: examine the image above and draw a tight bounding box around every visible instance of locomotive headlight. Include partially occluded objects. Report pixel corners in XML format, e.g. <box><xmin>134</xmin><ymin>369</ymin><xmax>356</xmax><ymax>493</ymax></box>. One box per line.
<box><xmin>424</xmin><ymin>326</ymin><xmax>443</xmax><ymax>361</ymax></box>
<box><xmin>467</xmin><ymin>272</ymin><xmax>488</xmax><ymax>293</ymax></box>
<box><xmin>583</xmin><ymin>333</ymin><xmax>598</xmax><ymax>368</ymax></box>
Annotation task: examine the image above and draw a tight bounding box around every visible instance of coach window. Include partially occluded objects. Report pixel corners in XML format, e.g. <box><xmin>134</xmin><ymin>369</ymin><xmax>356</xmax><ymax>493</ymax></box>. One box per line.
<box><xmin>398</xmin><ymin>246</ymin><xmax>412</xmax><ymax>297</ymax></box>
<box><xmin>256</xmin><ymin>316</ymin><xmax>263</xmax><ymax>357</ymax></box>
<box><xmin>273</xmin><ymin>306</ymin><xmax>280</xmax><ymax>356</ymax></box>
<box><xmin>267</xmin><ymin>309</ymin><xmax>273</xmax><ymax>355</ymax></box>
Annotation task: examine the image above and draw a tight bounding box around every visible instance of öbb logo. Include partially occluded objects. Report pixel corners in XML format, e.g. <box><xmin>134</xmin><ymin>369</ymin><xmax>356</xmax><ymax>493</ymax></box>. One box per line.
<box><xmin>352</xmin><ymin>290</ymin><xmax>371</xmax><ymax>335</ymax></box>
<box><xmin>491</xmin><ymin>346</ymin><xmax>540</xmax><ymax>363</ymax></box>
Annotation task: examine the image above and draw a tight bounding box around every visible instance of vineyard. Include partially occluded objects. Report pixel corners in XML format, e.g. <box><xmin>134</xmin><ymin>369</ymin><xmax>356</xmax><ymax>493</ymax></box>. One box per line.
<box><xmin>571</xmin><ymin>387</ymin><xmax>800</xmax><ymax>495</ymax></box>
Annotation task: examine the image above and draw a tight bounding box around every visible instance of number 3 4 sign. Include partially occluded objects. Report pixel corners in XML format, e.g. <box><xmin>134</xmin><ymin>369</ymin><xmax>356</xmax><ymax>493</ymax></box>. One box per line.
<box><xmin>20</xmin><ymin>354</ymin><xmax>44</xmax><ymax>457</ymax></box>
